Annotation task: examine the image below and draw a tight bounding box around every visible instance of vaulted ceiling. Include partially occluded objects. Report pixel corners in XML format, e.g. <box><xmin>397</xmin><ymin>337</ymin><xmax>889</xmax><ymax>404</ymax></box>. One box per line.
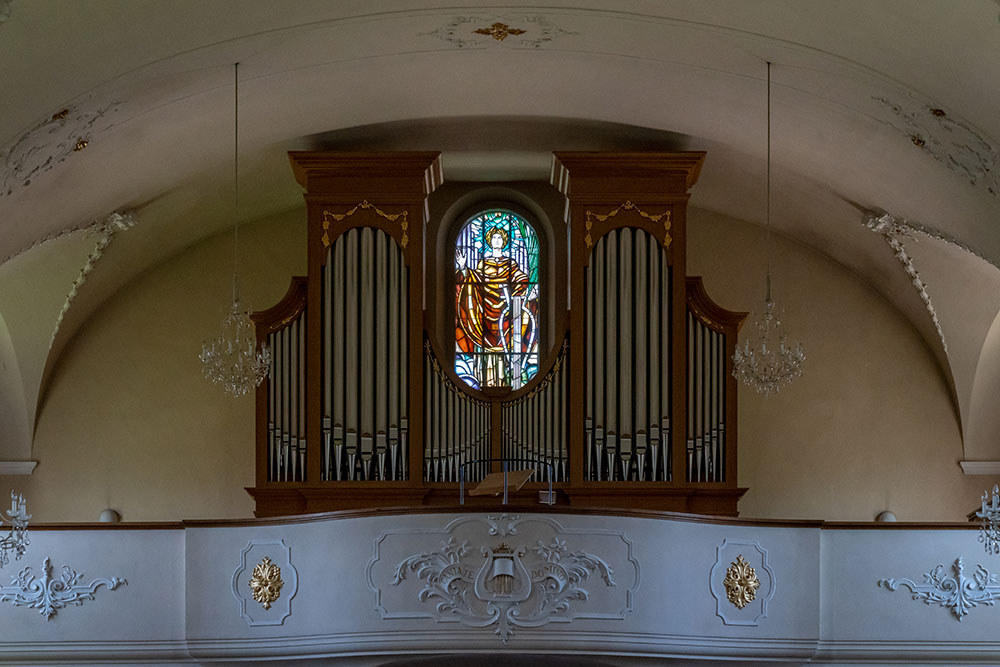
<box><xmin>1</xmin><ymin>1</ymin><xmax>999</xmax><ymax>467</ymax></box>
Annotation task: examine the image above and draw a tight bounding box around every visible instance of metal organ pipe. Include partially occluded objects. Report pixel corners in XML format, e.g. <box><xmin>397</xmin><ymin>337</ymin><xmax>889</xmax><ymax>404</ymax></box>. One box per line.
<box><xmin>314</xmin><ymin>227</ymin><xmax>409</xmax><ymax>483</ymax></box>
<box><xmin>496</xmin><ymin>341</ymin><xmax>569</xmax><ymax>483</ymax></box>
<box><xmin>422</xmin><ymin>343</ymin><xmax>490</xmax><ymax>483</ymax></box>
<box><xmin>375</xmin><ymin>231</ymin><xmax>389</xmax><ymax>482</ymax></box>
<box><xmin>618</xmin><ymin>228</ymin><xmax>633</xmax><ymax>482</ymax></box>
<box><xmin>685</xmin><ymin>309</ymin><xmax>727</xmax><ymax>483</ymax></box>
<box><xmin>584</xmin><ymin>228</ymin><xmax>671</xmax><ymax>482</ymax></box>
<box><xmin>359</xmin><ymin>228</ymin><xmax>374</xmax><ymax>480</ymax></box>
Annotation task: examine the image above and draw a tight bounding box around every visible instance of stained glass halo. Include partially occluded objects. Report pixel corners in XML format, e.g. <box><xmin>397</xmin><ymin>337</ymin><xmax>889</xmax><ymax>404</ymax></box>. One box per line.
<box><xmin>454</xmin><ymin>207</ymin><xmax>541</xmax><ymax>393</ymax></box>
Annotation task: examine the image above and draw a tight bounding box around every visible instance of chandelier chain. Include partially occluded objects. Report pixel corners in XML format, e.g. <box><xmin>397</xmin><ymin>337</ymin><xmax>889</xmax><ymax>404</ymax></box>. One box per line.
<box><xmin>731</xmin><ymin>61</ymin><xmax>806</xmax><ymax>395</ymax></box>
<box><xmin>199</xmin><ymin>62</ymin><xmax>271</xmax><ymax>397</ymax></box>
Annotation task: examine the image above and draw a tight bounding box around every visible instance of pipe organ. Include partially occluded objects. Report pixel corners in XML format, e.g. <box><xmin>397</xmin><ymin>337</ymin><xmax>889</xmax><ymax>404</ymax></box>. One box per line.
<box><xmin>248</xmin><ymin>151</ymin><xmax>747</xmax><ymax>517</ymax></box>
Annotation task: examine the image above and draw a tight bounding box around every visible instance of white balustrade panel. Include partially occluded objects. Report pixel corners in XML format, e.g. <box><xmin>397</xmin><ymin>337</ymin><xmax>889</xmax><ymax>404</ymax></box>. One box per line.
<box><xmin>0</xmin><ymin>515</ymin><xmax>993</xmax><ymax>665</ymax></box>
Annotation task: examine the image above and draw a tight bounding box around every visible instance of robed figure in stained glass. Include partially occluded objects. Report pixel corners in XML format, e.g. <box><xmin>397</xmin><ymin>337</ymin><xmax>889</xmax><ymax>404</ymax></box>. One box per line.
<box><xmin>455</xmin><ymin>211</ymin><xmax>540</xmax><ymax>390</ymax></box>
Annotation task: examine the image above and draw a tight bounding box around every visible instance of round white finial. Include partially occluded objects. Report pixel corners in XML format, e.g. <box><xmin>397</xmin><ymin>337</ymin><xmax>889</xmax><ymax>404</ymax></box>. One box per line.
<box><xmin>98</xmin><ymin>509</ymin><xmax>121</xmax><ymax>523</ymax></box>
<box><xmin>876</xmin><ymin>510</ymin><xmax>897</xmax><ymax>522</ymax></box>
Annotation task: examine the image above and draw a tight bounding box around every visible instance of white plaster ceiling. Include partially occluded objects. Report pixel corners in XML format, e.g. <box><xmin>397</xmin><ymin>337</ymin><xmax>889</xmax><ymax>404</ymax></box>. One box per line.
<box><xmin>1</xmin><ymin>1</ymin><xmax>999</xmax><ymax>464</ymax></box>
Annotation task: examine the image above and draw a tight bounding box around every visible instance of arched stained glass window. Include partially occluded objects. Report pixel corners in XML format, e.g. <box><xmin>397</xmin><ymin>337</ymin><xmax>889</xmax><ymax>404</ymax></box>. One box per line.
<box><xmin>455</xmin><ymin>209</ymin><xmax>540</xmax><ymax>391</ymax></box>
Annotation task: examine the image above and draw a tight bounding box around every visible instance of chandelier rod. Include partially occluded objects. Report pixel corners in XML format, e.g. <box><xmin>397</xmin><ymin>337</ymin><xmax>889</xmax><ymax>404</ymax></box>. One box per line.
<box><xmin>233</xmin><ymin>62</ymin><xmax>240</xmax><ymax>302</ymax></box>
<box><xmin>765</xmin><ymin>60</ymin><xmax>772</xmax><ymax>302</ymax></box>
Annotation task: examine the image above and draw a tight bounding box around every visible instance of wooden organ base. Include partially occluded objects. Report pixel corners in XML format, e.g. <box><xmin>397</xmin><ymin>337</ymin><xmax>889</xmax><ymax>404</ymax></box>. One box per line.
<box><xmin>246</xmin><ymin>485</ymin><xmax>748</xmax><ymax>517</ymax></box>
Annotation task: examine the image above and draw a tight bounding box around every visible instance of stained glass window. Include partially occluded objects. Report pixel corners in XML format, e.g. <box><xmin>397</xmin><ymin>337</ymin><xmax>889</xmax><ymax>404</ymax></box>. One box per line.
<box><xmin>455</xmin><ymin>209</ymin><xmax>540</xmax><ymax>391</ymax></box>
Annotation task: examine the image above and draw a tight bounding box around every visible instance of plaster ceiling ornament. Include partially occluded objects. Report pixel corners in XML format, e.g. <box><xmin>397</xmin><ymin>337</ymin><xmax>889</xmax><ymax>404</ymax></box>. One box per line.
<box><xmin>878</xmin><ymin>557</ymin><xmax>1000</xmax><ymax>621</ymax></box>
<box><xmin>709</xmin><ymin>539</ymin><xmax>775</xmax><ymax>626</ymax></box>
<box><xmin>862</xmin><ymin>212</ymin><xmax>947</xmax><ymax>352</ymax></box>
<box><xmin>49</xmin><ymin>211</ymin><xmax>137</xmax><ymax>349</ymax></box>
<box><xmin>231</xmin><ymin>539</ymin><xmax>298</xmax><ymax>626</ymax></box>
<box><xmin>367</xmin><ymin>514</ymin><xmax>638</xmax><ymax>645</ymax></box>
<box><xmin>873</xmin><ymin>96</ymin><xmax>1000</xmax><ymax>197</ymax></box>
<box><xmin>199</xmin><ymin>64</ymin><xmax>270</xmax><ymax>398</ymax></box>
<box><xmin>976</xmin><ymin>485</ymin><xmax>1000</xmax><ymax>555</ymax></box>
<box><xmin>732</xmin><ymin>63</ymin><xmax>805</xmax><ymax>396</ymax></box>
<box><xmin>0</xmin><ymin>557</ymin><xmax>125</xmax><ymax>620</ymax></box>
<box><xmin>421</xmin><ymin>15</ymin><xmax>575</xmax><ymax>49</ymax></box>
<box><xmin>0</xmin><ymin>99</ymin><xmax>121</xmax><ymax>198</ymax></box>
<box><xmin>474</xmin><ymin>22</ymin><xmax>526</xmax><ymax>42</ymax></box>
<box><xmin>0</xmin><ymin>491</ymin><xmax>29</xmax><ymax>569</ymax></box>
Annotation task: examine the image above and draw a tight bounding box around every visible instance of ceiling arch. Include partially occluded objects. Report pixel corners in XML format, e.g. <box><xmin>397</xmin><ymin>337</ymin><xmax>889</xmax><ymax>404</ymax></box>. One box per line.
<box><xmin>2</xmin><ymin>0</ymin><xmax>999</xmax><ymax>466</ymax></box>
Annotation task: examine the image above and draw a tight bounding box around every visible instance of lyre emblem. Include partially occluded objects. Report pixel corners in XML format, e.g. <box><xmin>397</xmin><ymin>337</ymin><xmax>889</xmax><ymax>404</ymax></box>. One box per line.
<box><xmin>474</xmin><ymin>543</ymin><xmax>531</xmax><ymax>602</ymax></box>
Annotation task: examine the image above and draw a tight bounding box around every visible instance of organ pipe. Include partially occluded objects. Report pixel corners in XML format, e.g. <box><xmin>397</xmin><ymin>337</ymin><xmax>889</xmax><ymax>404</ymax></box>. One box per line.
<box><xmin>264</xmin><ymin>301</ymin><xmax>308</xmax><ymax>483</ymax></box>
<box><xmin>584</xmin><ymin>228</ymin><xmax>673</xmax><ymax>482</ymax></box>
<box><xmin>498</xmin><ymin>340</ymin><xmax>569</xmax><ymax>483</ymax></box>
<box><xmin>685</xmin><ymin>309</ymin><xmax>727</xmax><ymax>482</ymax></box>
<box><xmin>314</xmin><ymin>227</ymin><xmax>410</xmax><ymax>482</ymax></box>
<box><xmin>423</xmin><ymin>341</ymin><xmax>490</xmax><ymax>483</ymax></box>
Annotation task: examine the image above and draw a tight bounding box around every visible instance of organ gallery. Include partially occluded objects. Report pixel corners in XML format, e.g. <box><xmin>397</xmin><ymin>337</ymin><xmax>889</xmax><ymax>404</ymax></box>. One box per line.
<box><xmin>249</xmin><ymin>151</ymin><xmax>746</xmax><ymax>516</ymax></box>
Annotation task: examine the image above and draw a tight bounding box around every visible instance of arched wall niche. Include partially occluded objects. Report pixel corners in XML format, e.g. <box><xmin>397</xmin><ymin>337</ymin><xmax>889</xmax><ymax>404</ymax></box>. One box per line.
<box><xmin>426</xmin><ymin>182</ymin><xmax>568</xmax><ymax>369</ymax></box>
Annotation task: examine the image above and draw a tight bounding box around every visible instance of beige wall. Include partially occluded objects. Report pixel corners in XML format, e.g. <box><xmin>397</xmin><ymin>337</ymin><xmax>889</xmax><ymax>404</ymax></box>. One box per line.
<box><xmin>5</xmin><ymin>209</ymin><xmax>306</xmax><ymax>522</ymax></box>
<box><xmin>687</xmin><ymin>208</ymin><xmax>992</xmax><ymax>521</ymax></box>
<box><xmin>4</xmin><ymin>204</ymin><xmax>988</xmax><ymax>522</ymax></box>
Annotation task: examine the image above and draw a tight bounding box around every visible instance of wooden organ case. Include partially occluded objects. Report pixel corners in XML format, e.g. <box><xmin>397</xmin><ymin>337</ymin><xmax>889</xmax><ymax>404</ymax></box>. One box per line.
<box><xmin>248</xmin><ymin>151</ymin><xmax>747</xmax><ymax>517</ymax></box>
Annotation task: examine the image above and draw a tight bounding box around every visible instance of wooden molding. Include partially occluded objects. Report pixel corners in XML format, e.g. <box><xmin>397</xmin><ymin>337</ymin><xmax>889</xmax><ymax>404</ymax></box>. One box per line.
<box><xmin>251</xmin><ymin>276</ymin><xmax>307</xmax><ymax>335</ymax></box>
<box><xmin>551</xmin><ymin>152</ymin><xmax>707</xmax><ymax>195</ymax></box>
<box><xmin>686</xmin><ymin>276</ymin><xmax>748</xmax><ymax>332</ymax></box>
<box><xmin>288</xmin><ymin>151</ymin><xmax>443</xmax><ymax>196</ymax></box>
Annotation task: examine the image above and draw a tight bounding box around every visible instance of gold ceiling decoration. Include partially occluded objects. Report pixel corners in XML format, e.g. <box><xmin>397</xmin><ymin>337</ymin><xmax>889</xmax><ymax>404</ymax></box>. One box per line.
<box><xmin>473</xmin><ymin>22</ymin><xmax>526</xmax><ymax>42</ymax></box>
<box><xmin>249</xmin><ymin>556</ymin><xmax>284</xmax><ymax>610</ymax></box>
<box><xmin>723</xmin><ymin>554</ymin><xmax>760</xmax><ymax>610</ymax></box>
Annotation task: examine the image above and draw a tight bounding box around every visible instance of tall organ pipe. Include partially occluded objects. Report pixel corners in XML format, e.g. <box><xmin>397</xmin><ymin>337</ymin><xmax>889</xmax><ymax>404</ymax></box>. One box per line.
<box><xmin>585</xmin><ymin>228</ymin><xmax>672</xmax><ymax>482</ymax></box>
<box><xmin>685</xmin><ymin>308</ymin><xmax>727</xmax><ymax>483</ymax></box>
<box><xmin>318</xmin><ymin>227</ymin><xmax>409</xmax><ymax>482</ymax></box>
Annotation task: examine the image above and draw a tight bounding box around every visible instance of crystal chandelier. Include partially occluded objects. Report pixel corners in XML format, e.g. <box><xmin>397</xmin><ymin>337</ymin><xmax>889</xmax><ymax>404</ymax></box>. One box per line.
<box><xmin>977</xmin><ymin>485</ymin><xmax>1000</xmax><ymax>555</ymax></box>
<box><xmin>199</xmin><ymin>62</ymin><xmax>270</xmax><ymax>397</ymax></box>
<box><xmin>732</xmin><ymin>62</ymin><xmax>805</xmax><ymax>395</ymax></box>
<box><xmin>0</xmin><ymin>491</ymin><xmax>29</xmax><ymax>569</ymax></box>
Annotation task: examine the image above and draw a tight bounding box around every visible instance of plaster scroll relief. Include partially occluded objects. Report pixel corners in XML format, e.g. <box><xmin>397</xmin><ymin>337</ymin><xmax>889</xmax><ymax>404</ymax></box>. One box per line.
<box><xmin>862</xmin><ymin>212</ymin><xmax>947</xmax><ymax>352</ymax></box>
<box><xmin>0</xmin><ymin>557</ymin><xmax>126</xmax><ymax>620</ymax></box>
<box><xmin>873</xmin><ymin>96</ymin><xmax>999</xmax><ymax>198</ymax></box>
<box><xmin>421</xmin><ymin>15</ymin><xmax>576</xmax><ymax>49</ymax></box>
<box><xmin>709</xmin><ymin>539</ymin><xmax>775</xmax><ymax>626</ymax></box>
<box><xmin>49</xmin><ymin>211</ymin><xmax>138</xmax><ymax>349</ymax></box>
<box><xmin>0</xmin><ymin>1</ymin><xmax>11</xmax><ymax>26</ymax></box>
<box><xmin>232</xmin><ymin>539</ymin><xmax>298</xmax><ymax>627</ymax></box>
<box><xmin>879</xmin><ymin>557</ymin><xmax>1000</xmax><ymax>621</ymax></box>
<box><xmin>367</xmin><ymin>514</ymin><xmax>639</xmax><ymax>644</ymax></box>
<box><xmin>0</xmin><ymin>98</ymin><xmax>122</xmax><ymax>199</ymax></box>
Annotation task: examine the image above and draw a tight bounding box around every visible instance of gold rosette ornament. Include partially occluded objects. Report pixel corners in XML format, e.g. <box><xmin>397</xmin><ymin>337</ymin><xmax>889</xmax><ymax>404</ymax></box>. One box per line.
<box><xmin>249</xmin><ymin>557</ymin><xmax>284</xmax><ymax>610</ymax></box>
<box><xmin>723</xmin><ymin>554</ymin><xmax>760</xmax><ymax>610</ymax></box>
